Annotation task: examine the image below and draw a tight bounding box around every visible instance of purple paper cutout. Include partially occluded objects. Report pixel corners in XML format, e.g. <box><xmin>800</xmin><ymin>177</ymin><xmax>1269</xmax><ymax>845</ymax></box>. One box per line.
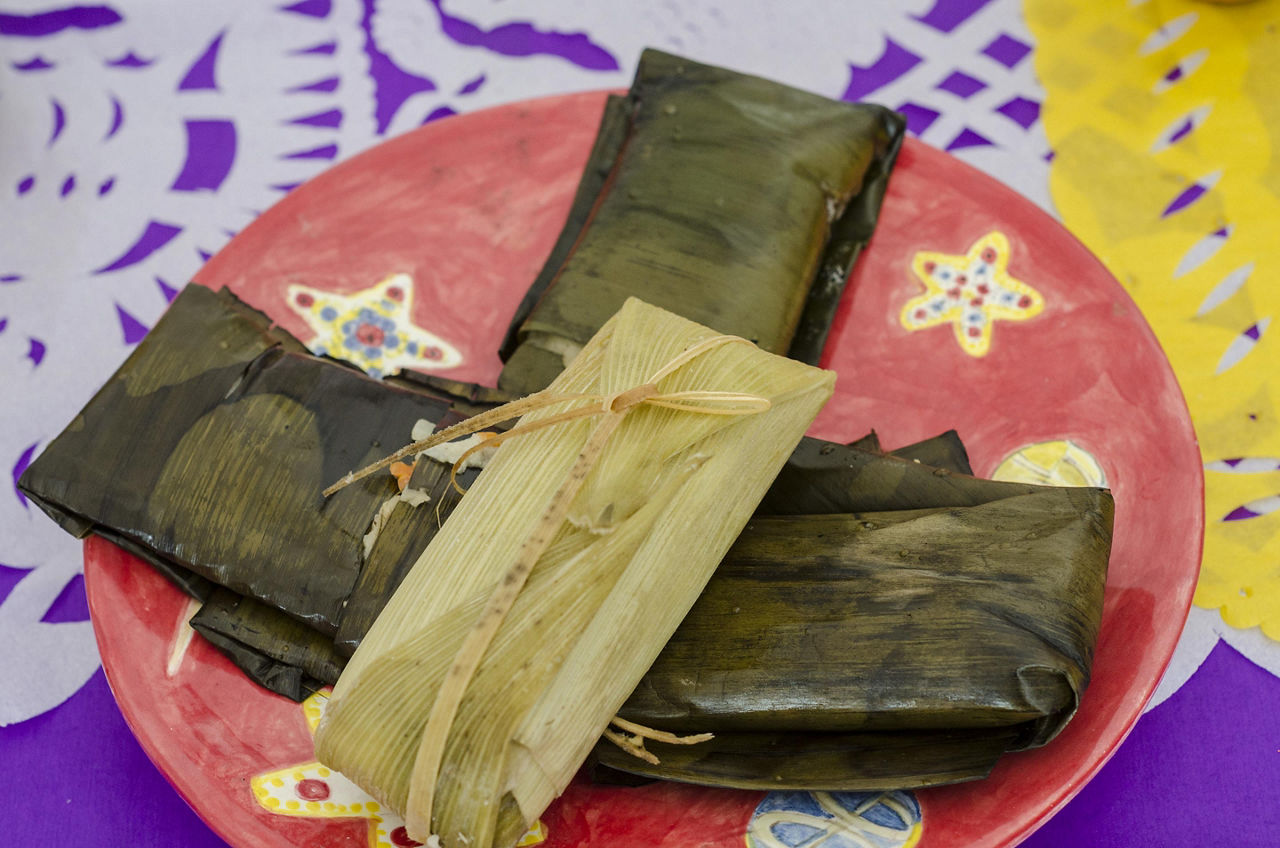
<box><xmin>106</xmin><ymin>96</ymin><xmax>124</xmax><ymax>139</ymax></box>
<box><xmin>280</xmin><ymin>0</ymin><xmax>332</xmax><ymax>19</ymax></box>
<box><xmin>94</xmin><ymin>220</ymin><xmax>183</xmax><ymax>273</ymax></box>
<box><xmin>0</xmin><ymin>317</ymin><xmax>6</xmax><ymax>332</ymax></box>
<box><xmin>289</xmin><ymin>108</ymin><xmax>343</xmax><ymax>128</ymax></box>
<box><xmin>39</xmin><ymin>574</ymin><xmax>90</xmax><ymax>624</ymax></box>
<box><xmin>156</xmin><ymin>277</ymin><xmax>179</xmax><ymax>302</ymax></box>
<box><xmin>1244</xmin><ymin>322</ymin><xmax>1263</xmax><ymax>341</ymax></box>
<box><xmin>1164</xmin><ymin>65</ymin><xmax>1184</xmax><ymax>84</ymax></box>
<box><xmin>1162</xmin><ymin>183</ymin><xmax>1207</xmax><ymax>217</ymax></box>
<box><xmin>8</xmin><ymin>670</ymin><xmax>234</xmax><ymax>848</ymax></box>
<box><xmin>271</xmin><ymin>182</ymin><xmax>303</xmax><ymax>193</ymax></box>
<box><xmin>982</xmin><ymin>33</ymin><xmax>1032</xmax><ymax>68</ymax></box>
<box><xmin>115</xmin><ymin>303</ymin><xmax>149</xmax><ymax>344</ymax></box>
<box><xmin>360</xmin><ymin>0</ymin><xmax>437</xmax><ymax>134</ymax></box>
<box><xmin>282</xmin><ymin>143</ymin><xmax>338</xmax><ymax>160</ymax></box>
<box><xmin>0</xmin><ymin>562</ymin><xmax>28</xmax><ymax>606</ymax></box>
<box><xmin>946</xmin><ymin>126</ymin><xmax>994</xmax><ymax>151</ymax></box>
<box><xmin>0</xmin><ymin>274</ymin><xmax>21</xmax><ymax>283</ymax></box>
<box><xmin>424</xmin><ymin>105</ymin><xmax>457</xmax><ymax>123</ymax></box>
<box><xmin>13</xmin><ymin>55</ymin><xmax>54</xmax><ymax>71</ymax></box>
<box><xmin>896</xmin><ymin>102</ymin><xmax>941</xmax><ymax>135</ymax></box>
<box><xmin>430</xmin><ymin>0</ymin><xmax>618</xmax><ymax>70</ymax></box>
<box><xmin>12</xmin><ymin>442</ymin><xmax>37</xmax><ymax>507</ymax></box>
<box><xmin>0</xmin><ymin>6</ymin><xmax>122</xmax><ymax>37</ymax></box>
<box><xmin>996</xmin><ymin>95</ymin><xmax>1040</xmax><ymax>129</ymax></box>
<box><xmin>288</xmin><ymin>76</ymin><xmax>340</xmax><ymax>93</ymax></box>
<box><xmin>292</xmin><ymin>40</ymin><xmax>337</xmax><ymax>56</ymax></box>
<box><xmin>98</xmin><ymin>176</ymin><xmax>115</xmax><ymax>196</ymax></box>
<box><xmin>18</xmin><ymin>175</ymin><xmax>35</xmax><ymax>195</ymax></box>
<box><xmin>458</xmin><ymin>73</ymin><xmax>485</xmax><ymax>95</ymax></box>
<box><xmin>843</xmin><ymin>38</ymin><xmax>922</xmax><ymax>102</ymax></box>
<box><xmin>27</xmin><ymin>337</ymin><xmax>47</xmax><ymax>366</ymax></box>
<box><xmin>106</xmin><ymin>51</ymin><xmax>154</xmax><ymax>68</ymax></box>
<box><xmin>50</xmin><ymin>99</ymin><xmax>66</xmax><ymax>146</ymax></box>
<box><xmin>60</xmin><ymin>174</ymin><xmax>75</xmax><ymax>196</ymax></box>
<box><xmin>1021</xmin><ymin>640</ymin><xmax>1280</xmax><ymax>847</ymax></box>
<box><xmin>178</xmin><ymin>30</ymin><xmax>224</xmax><ymax>91</ymax></box>
<box><xmin>937</xmin><ymin>70</ymin><xmax>986</xmax><ymax>98</ymax></box>
<box><xmin>913</xmin><ymin>0</ymin><xmax>995</xmax><ymax>33</ymax></box>
<box><xmin>170</xmin><ymin>120</ymin><xmax>236</xmax><ymax>192</ymax></box>
<box><xmin>196</xmin><ymin>248</ymin><xmax>214</xmax><ymax>262</ymax></box>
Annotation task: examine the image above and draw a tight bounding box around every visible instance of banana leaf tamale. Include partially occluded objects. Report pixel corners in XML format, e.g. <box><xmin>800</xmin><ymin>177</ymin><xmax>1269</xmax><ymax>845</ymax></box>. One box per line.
<box><xmin>315</xmin><ymin>299</ymin><xmax>836</xmax><ymax>847</ymax></box>
<box><xmin>600</xmin><ymin>487</ymin><xmax>1113</xmax><ymax>789</ymax></box>
<box><xmin>16</xmin><ymin>284</ymin><xmax>456</xmax><ymax>638</ymax></box>
<box><xmin>499</xmin><ymin>48</ymin><xmax>905</xmax><ymax>395</ymax></box>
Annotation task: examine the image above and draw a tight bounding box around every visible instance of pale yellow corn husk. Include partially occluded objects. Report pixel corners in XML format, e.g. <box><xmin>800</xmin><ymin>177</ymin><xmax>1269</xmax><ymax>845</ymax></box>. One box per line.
<box><xmin>314</xmin><ymin>298</ymin><xmax>834</xmax><ymax>848</ymax></box>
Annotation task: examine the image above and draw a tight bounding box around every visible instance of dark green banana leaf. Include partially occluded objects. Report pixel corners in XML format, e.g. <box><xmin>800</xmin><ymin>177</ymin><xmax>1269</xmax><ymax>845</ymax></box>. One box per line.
<box><xmin>601</xmin><ymin>486</ymin><xmax>1113</xmax><ymax>789</ymax></box>
<box><xmin>18</xmin><ymin>284</ymin><xmax>454</xmax><ymax>637</ymax></box>
<box><xmin>498</xmin><ymin>48</ymin><xmax>905</xmax><ymax>395</ymax></box>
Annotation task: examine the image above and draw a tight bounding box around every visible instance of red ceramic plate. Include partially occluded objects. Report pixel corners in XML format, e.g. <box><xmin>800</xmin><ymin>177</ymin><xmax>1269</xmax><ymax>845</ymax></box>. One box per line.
<box><xmin>85</xmin><ymin>91</ymin><xmax>1202</xmax><ymax>848</ymax></box>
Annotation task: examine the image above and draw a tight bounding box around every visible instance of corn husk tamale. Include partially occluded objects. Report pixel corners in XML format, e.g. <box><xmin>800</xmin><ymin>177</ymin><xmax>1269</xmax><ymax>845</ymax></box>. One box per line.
<box><xmin>498</xmin><ymin>48</ymin><xmax>904</xmax><ymax>395</ymax></box>
<box><xmin>315</xmin><ymin>298</ymin><xmax>835</xmax><ymax>847</ymax></box>
<box><xmin>599</xmin><ymin>486</ymin><xmax>1113</xmax><ymax>789</ymax></box>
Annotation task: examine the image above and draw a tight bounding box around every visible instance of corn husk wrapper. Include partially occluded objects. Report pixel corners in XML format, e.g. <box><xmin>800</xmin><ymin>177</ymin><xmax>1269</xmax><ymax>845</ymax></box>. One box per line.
<box><xmin>315</xmin><ymin>298</ymin><xmax>835</xmax><ymax>847</ymax></box>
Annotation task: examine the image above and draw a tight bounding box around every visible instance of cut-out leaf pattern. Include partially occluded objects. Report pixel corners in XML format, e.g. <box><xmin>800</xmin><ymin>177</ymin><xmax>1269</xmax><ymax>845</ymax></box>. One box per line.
<box><xmin>1206</xmin><ymin>457</ymin><xmax>1280</xmax><ymax>474</ymax></box>
<box><xmin>1153</xmin><ymin>47</ymin><xmax>1209</xmax><ymax>94</ymax></box>
<box><xmin>1139</xmin><ymin>12</ymin><xmax>1198</xmax><ymax>56</ymax></box>
<box><xmin>1197</xmin><ymin>262</ymin><xmax>1253</xmax><ymax>315</ymax></box>
<box><xmin>1150</xmin><ymin>103</ymin><xmax>1212</xmax><ymax>154</ymax></box>
<box><xmin>1215</xmin><ymin>316</ymin><xmax>1269</xmax><ymax>375</ymax></box>
<box><xmin>1223</xmin><ymin>494</ymin><xmax>1280</xmax><ymax>522</ymax></box>
<box><xmin>1161</xmin><ymin>169</ymin><xmax>1221</xmax><ymax>217</ymax></box>
<box><xmin>1174</xmin><ymin>226</ymin><xmax>1230</xmax><ymax>278</ymax></box>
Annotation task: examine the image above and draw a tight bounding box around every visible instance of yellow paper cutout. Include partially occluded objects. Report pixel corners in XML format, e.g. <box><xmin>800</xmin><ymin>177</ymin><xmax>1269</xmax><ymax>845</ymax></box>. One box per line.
<box><xmin>1027</xmin><ymin>0</ymin><xmax>1280</xmax><ymax>637</ymax></box>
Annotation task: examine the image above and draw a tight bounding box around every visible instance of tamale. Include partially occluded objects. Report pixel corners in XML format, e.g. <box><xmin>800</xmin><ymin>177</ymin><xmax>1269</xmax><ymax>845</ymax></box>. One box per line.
<box><xmin>616</xmin><ymin>488</ymin><xmax>1112</xmax><ymax>732</ymax></box>
<box><xmin>315</xmin><ymin>298</ymin><xmax>835</xmax><ymax>847</ymax></box>
<box><xmin>499</xmin><ymin>48</ymin><xmax>904</xmax><ymax>395</ymax></box>
<box><xmin>17</xmin><ymin>284</ymin><xmax>455</xmax><ymax>635</ymax></box>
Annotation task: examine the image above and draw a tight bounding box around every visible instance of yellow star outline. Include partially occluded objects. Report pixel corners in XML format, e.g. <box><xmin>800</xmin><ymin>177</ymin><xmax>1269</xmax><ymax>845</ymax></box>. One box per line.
<box><xmin>250</xmin><ymin>691</ymin><xmax>547</xmax><ymax>847</ymax></box>
<box><xmin>900</xmin><ymin>231</ymin><xmax>1044</xmax><ymax>357</ymax></box>
<box><xmin>287</xmin><ymin>273</ymin><xmax>463</xmax><ymax>378</ymax></box>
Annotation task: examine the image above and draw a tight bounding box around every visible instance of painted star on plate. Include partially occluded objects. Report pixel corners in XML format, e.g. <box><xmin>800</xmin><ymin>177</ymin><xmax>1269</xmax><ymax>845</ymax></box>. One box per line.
<box><xmin>287</xmin><ymin>273</ymin><xmax>463</xmax><ymax>378</ymax></box>
<box><xmin>900</xmin><ymin>231</ymin><xmax>1044</xmax><ymax>357</ymax></box>
<box><xmin>251</xmin><ymin>691</ymin><xmax>547</xmax><ymax>848</ymax></box>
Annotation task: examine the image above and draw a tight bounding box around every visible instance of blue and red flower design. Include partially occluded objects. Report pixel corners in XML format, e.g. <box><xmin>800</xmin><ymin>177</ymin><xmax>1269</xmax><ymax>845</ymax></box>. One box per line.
<box><xmin>287</xmin><ymin>273</ymin><xmax>462</xmax><ymax>378</ymax></box>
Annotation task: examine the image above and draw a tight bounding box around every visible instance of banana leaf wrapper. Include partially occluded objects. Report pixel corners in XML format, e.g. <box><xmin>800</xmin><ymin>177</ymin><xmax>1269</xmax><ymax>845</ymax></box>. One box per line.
<box><xmin>599</xmin><ymin>486</ymin><xmax>1114</xmax><ymax>789</ymax></box>
<box><xmin>498</xmin><ymin>48</ymin><xmax>905</xmax><ymax>395</ymax></box>
<box><xmin>16</xmin><ymin>284</ymin><xmax>456</xmax><ymax>638</ymax></box>
<box><xmin>761</xmin><ymin>435</ymin><xmax>1040</xmax><ymax>515</ymax></box>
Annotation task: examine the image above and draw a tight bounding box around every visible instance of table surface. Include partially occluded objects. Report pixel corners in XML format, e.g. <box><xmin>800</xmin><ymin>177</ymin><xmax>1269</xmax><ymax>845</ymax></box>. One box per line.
<box><xmin>2</xmin><ymin>2</ymin><xmax>1278</xmax><ymax>847</ymax></box>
